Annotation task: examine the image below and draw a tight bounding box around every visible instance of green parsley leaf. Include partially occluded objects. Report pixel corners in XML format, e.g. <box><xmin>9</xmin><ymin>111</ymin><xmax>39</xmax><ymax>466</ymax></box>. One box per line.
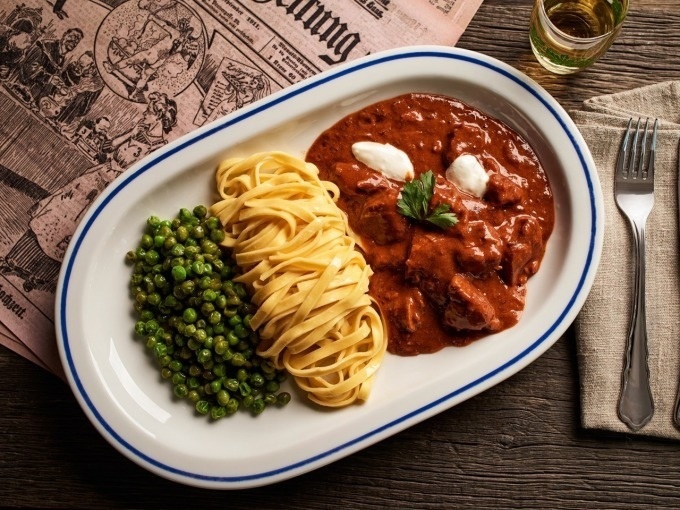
<box><xmin>396</xmin><ymin>170</ymin><xmax>458</xmax><ymax>230</ymax></box>
<box><xmin>426</xmin><ymin>203</ymin><xmax>459</xmax><ymax>229</ymax></box>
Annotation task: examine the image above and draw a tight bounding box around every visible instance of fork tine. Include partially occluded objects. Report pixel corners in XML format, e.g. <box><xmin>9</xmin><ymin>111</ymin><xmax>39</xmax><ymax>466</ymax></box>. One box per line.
<box><xmin>636</xmin><ymin>118</ymin><xmax>649</xmax><ymax>179</ymax></box>
<box><xmin>647</xmin><ymin>118</ymin><xmax>658</xmax><ymax>180</ymax></box>
<box><xmin>628</xmin><ymin>118</ymin><xmax>642</xmax><ymax>179</ymax></box>
<box><xmin>616</xmin><ymin>118</ymin><xmax>633</xmax><ymax>178</ymax></box>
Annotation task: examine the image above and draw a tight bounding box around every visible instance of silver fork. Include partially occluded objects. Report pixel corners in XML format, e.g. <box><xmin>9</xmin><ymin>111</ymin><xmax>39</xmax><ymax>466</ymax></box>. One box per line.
<box><xmin>615</xmin><ymin>117</ymin><xmax>658</xmax><ymax>431</ymax></box>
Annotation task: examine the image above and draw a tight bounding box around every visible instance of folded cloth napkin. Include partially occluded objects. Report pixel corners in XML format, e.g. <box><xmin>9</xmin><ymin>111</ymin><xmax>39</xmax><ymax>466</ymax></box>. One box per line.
<box><xmin>572</xmin><ymin>81</ymin><xmax>680</xmax><ymax>439</ymax></box>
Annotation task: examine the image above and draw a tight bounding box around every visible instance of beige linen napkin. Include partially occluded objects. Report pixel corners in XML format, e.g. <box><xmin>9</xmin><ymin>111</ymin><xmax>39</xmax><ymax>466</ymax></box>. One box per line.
<box><xmin>573</xmin><ymin>81</ymin><xmax>680</xmax><ymax>439</ymax></box>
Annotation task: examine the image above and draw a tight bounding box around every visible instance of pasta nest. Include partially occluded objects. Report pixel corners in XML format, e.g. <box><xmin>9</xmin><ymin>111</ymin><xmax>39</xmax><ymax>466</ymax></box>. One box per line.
<box><xmin>210</xmin><ymin>151</ymin><xmax>387</xmax><ymax>407</ymax></box>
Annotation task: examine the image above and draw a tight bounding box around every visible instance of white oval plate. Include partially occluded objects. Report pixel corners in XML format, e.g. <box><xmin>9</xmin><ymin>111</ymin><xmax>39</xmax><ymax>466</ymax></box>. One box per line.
<box><xmin>56</xmin><ymin>46</ymin><xmax>603</xmax><ymax>489</ymax></box>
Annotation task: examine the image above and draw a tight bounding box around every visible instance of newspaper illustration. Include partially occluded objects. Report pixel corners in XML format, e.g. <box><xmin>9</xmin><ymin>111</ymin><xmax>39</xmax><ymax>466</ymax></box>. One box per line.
<box><xmin>0</xmin><ymin>0</ymin><xmax>483</xmax><ymax>377</ymax></box>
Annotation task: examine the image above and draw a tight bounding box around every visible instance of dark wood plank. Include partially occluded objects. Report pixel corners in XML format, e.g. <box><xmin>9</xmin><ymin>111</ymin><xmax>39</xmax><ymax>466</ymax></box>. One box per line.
<box><xmin>3</xmin><ymin>2</ymin><xmax>680</xmax><ymax>508</ymax></box>
<box><xmin>457</xmin><ymin>3</ymin><xmax>680</xmax><ymax>112</ymax></box>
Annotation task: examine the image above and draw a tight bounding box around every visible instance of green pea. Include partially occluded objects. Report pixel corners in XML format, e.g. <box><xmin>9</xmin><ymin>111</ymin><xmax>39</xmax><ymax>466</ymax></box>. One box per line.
<box><xmin>251</xmin><ymin>398</ymin><xmax>265</xmax><ymax>415</ymax></box>
<box><xmin>201</xmin><ymin>239</ymin><xmax>218</xmax><ymax>255</ymax></box>
<box><xmin>183</xmin><ymin>308</ymin><xmax>198</xmax><ymax>324</ymax></box>
<box><xmin>231</xmin><ymin>352</ymin><xmax>246</xmax><ymax>367</ymax></box>
<box><xmin>208</xmin><ymin>311</ymin><xmax>222</xmax><ymax>325</ymax></box>
<box><xmin>147</xmin><ymin>292</ymin><xmax>161</xmax><ymax>307</ymax></box>
<box><xmin>225</xmin><ymin>378</ymin><xmax>239</xmax><ymax>393</ymax></box>
<box><xmin>197</xmin><ymin>348</ymin><xmax>212</xmax><ymax>364</ymax></box>
<box><xmin>170</xmin><ymin>243</ymin><xmax>185</xmax><ymax>257</ymax></box>
<box><xmin>147</xmin><ymin>215</ymin><xmax>161</xmax><ymax>229</ymax></box>
<box><xmin>213</xmin><ymin>363</ymin><xmax>226</xmax><ymax>378</ymax></box>
<box><xmin>205</xmin><ymin>216</ymin><xmax>219</xmax><ymax>230</ymax></box>
<box><xmin>215</xmin><ymin>294</ymin><xmax>227</xmax><ymax>310</ymax></box>
<box><xmin>153</xmin><ymin>343</ymin><xmax>167</xmax><ymax>358</ymax></box>
<box><xmin>163</xmin><ymin>236</ymin><xmax>177</xmax><ymax>251</ymax></box>
<box><xmin>180</xmin><ymin>280</ymin><xmax>195</xmax><ymax>296</ymax></box>
<box><xmin>195</xmin><ymin>400</ymin><xmax>210</xmax><ymax>415</ymax></box>
<box><xmin>201</xmin><ymin>302</ymin><xmax>215</xmax><ymax>316</ymax></box>
<box><xmin>233</xmin><ymin>324</ymin><xmax>248</xmax><ymax>339</ymax></box>
<box><xmin>179</xmin><ymin>208</ymin><xmax>194</xmax><ymax>223</ymax></box>
<box><xmin>202</xmin><ymin>289</ymin><xmax>217</xmax><ymax>302</ymax></box>
<box><xmin>226</xmin><ymin>398</ymin><xmax>239</xmax><ymax>415</ymax></box>
<box><xmin>194</xmin><ymin>329</ymin><xmax>207</xmax><ymax>343</ymax></box>
<box><xmin>210</xmin><ymin>379</ymin><xmax>222</xmax><ymax>394</ymax></box>
<box><xmin>242</xmin><ymin>395</ymin><xmax>254</xmax><ymax>408</ymax></box>
<box><xmin>176</xmin><ymin>225</ymin><xmax>189</xmax><ymax>242</ymax></box>
<box><xmin>171</xmin><ymin>372</ymin><xmax>186</xmax><ymax>386</ymax></box>
<box><xmin>174</xmin><ymin>384</ymin><xmax>189</xmax><ymax>398</ymax></box>
<box><xmin>134</xmin><ymin>321</ymin><xmax>147</xmax><ymax>336</ymax></box>
<box><xmin>171</xmin><ymin>265</ymin><xmax>186</xmax><ymax>282</ymax></box>
<box><xmin>191</xmin><ymin>225</ymin><xmax>205</xmax><ymax>239</ymax></box>
<box><xmin>216</xmin><ymin>389</ymin><xmax>230</xmax><ymax>406</ymax></box>
<box><xmin>265</xmin><ymin>380</ymin><xmax>280</xmax><ymax>393</ymax></box>
<box><xmin>250</xmin><ymin>373</ymin><xmax>265</xmax><ymax>388</ymax></box>
<box><xmin>210</xmin><ymin>229</ymin><xmax>225</xmax><ymax>244</ymax></box>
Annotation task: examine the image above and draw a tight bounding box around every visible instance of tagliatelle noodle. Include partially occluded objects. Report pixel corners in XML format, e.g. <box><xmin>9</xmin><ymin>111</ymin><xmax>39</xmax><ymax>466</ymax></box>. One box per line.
<box><xmin>209</xmin><ymin>151</ymin><xmax>386</xmax><ymax>407</ymax></box>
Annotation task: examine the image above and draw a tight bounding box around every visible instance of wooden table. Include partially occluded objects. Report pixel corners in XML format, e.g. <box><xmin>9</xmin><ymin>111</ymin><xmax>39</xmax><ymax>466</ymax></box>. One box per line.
<box><xmin>2</xmin><ymin>1</ymin><xmax>680</xmax><ymax>508</ymax></box>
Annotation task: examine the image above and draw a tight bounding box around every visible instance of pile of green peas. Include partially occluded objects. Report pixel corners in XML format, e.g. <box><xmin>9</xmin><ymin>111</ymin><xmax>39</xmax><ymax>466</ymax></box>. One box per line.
<box><xmin>126</xmin><ymin>205</ymin><xmax>291</xmax><ymax>419</ymax></box>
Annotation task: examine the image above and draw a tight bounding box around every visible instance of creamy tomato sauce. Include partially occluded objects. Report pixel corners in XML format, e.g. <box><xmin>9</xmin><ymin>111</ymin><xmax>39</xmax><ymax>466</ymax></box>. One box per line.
<box><xmin>306</xmin><ymin>93</ymin><xmax>554</xmax><ymax>356</ymax></box>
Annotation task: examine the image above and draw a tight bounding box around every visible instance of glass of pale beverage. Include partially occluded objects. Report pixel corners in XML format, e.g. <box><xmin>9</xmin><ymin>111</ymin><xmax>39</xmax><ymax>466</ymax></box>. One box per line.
<box><xmin>530</xmin><ymin>0</ymin><xmax>629</xmax><ymax>74</ymax></box>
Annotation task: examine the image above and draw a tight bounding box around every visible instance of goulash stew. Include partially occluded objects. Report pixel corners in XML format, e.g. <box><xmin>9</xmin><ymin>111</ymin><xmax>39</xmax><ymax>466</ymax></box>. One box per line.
<box><xmin>306</xmin><ymin>93</ymin><xmax>554</xmax><ymax>356</ymax></box>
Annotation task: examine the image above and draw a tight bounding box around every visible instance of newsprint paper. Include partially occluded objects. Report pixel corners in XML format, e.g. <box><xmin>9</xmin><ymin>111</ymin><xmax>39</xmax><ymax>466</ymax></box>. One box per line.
<box><xmin>0</xmin><ymin>0</ymin><xmax>482</xmax><ymax>378</ymax></box>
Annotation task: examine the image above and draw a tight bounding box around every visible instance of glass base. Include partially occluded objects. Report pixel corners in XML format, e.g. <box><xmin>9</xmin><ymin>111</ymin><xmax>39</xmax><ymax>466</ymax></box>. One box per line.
<box><xmin>530</xmin><ymin>41</ymin><xmax>585</xmax><ymax>75</ymax></box>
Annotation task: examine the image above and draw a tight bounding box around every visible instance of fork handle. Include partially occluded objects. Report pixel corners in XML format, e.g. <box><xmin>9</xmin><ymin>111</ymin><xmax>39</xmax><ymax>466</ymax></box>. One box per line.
<box><xmin>618</xmin><ymin>221</ymin><xmax>654</xmax><ymax>431</ymax></box>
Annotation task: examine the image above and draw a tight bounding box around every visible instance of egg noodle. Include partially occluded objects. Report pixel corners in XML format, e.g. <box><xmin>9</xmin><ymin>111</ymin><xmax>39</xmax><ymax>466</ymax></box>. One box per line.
<box><xmin>209</xmin><ymin>151</ymin><xmax>386</xmax><ymax>407</ymax></box>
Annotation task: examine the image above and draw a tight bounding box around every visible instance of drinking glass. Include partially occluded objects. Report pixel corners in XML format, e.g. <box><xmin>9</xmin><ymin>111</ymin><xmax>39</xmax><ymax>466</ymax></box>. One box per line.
<box><xmin>530</xmin><ymin>0</ymin><xmax>629</xmax><ymax>74</ymax></box>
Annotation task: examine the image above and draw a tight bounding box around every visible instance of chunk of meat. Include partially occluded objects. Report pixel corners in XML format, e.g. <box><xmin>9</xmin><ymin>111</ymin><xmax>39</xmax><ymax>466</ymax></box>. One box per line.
<box><xmin>498</xmin><ymin>215</ymin><xmax>545</xmax><ymax>286</ymax></box>
<box><xmin>405</xmin><ymin>231</ymin><xmax>458</xmax><ymax>305</ymax></box>
<box><xmin>484</xmin><ymin>172</ymin><xmax>525</xmax><ymax>207</ymax></box>
<box><xmin>382</xmin><ymin>286</ymin><xmax>426</xmax><ymax>334</ymax></box>
<box><xmin>356</xmin><ymin>174</ymin><xmax>390</xmax><ymax>193</ymax></box>
<box><xmin>445</xmin><ymin>122</ymin><xmax>492</xmax><ymax>162</ymax></box>
<box><xmin>356</xmin><ymin>187</ymin><xmax>409</xmax><ymax>245</ymax></box>
<box><xmin>432</xmin><ymin>176</ymin><xmax>477</xmax><ymax>224</ymax></box>
<box><xmin>454</xmin><ymin>220</ymin><xmax>504</xmax><ymax>276</ymax></box>
<box><xmin>334</xmin><ymin>162</ymin><xmax>363</xmax><ymax>195</ymax></box>
<box><xmin>444</xmin><ymin>274</ymin><xmax>501</xmax><ymax>331</ymax></box>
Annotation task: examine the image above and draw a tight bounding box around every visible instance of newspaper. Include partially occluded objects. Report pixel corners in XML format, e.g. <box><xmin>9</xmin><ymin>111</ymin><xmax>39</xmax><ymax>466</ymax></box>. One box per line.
<box><xmin>0</xmin><ymin>0</ymin><xmax>482</xmax><ymax>378</ymax></box>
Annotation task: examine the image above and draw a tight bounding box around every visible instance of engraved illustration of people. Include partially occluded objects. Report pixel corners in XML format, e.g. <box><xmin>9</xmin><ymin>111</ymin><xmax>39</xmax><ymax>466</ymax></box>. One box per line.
<box><xmin>0</xmin><ymin>138</ymin><xmax>147</xmax><ymax>292</ymax></box>
<box><xmin>111</xmin><ymin>90</ymin><xmax>177</xmax><ymax>152</ymax></box>
<box><xmin>39</xmin><ymin>49</ymin><xmax>105</xmax><ymax>127</ymax></box>
<box><xmin>15</xmin><ymin>26</ymin><xmax>83</xmax><ymax>107</ymax></box>
<box><xmin>67</xmin><ymin>116</ymin><xmax>113</xmax><ymax>163</ymax></box>
<box><xmin>100</xmin><ymin>0</ymin><xmax>203</xmax><ymax>102</ymax></box>
<box><xmin>0</xmin><ymin>84</ymin><xmax>177</xmax><ymax>293</ymax></box>
<box><xmin>0</xmin><ymin>5</ymin><xmax>42</xmax><ymax>81</ymax></box>
<box><xmin>0</xmin><ymin>20</ymin><xmax>35</xmax><ymax>80</ymax></box>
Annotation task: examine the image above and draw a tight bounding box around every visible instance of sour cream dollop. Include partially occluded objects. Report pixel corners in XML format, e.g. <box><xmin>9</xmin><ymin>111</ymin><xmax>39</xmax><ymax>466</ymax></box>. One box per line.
<box><xmin>445</xmin><ymin>154</ymin><xmax>489</xmax><ymax>198</ymax></box>
<box><xmin>351</xmin><ymin>141</ymin><xmax>414</xmax><ymax>182</ymax></box>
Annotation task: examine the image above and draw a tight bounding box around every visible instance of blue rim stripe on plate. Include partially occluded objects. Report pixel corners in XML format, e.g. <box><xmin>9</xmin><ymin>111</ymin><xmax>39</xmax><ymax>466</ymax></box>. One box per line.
<box><xmin>58</xmin><ymin>48</ymin><xmax>598</xmax><ymax>485</ymax></box>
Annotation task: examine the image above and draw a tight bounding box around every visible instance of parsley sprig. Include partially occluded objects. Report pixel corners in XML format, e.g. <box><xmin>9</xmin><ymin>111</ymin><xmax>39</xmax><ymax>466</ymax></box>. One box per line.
<box><xmin>396</xmin><ymin>170</ymin><xmax>458</xmax><ymax>229</ymax></box>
